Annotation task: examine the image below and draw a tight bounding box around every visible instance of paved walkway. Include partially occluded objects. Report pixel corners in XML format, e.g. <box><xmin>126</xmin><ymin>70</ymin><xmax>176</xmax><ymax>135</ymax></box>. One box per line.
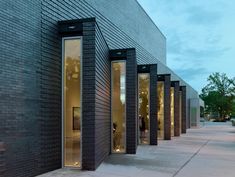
<box><xmin>38</xmin><ymin>122</ymin><xmax>235</xmax><ymax>177</ymax></box>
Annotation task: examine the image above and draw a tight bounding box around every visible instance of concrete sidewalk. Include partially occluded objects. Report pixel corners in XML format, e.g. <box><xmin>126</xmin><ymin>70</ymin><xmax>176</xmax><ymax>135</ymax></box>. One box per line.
<box><xmin>38</xmin><ymin>122</ymin><xmax>235</xmax><ymax>177</ymax></box>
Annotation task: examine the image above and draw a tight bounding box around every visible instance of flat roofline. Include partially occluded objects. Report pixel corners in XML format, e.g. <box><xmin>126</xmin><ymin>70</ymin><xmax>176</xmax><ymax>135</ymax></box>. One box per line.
<box><xmin>135</xmin><ymin>0</ymin><xmax>166</xmax><ymax>39</ymax></box>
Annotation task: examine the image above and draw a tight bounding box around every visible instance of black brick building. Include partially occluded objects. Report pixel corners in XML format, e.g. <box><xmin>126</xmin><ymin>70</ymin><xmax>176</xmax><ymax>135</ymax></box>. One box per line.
<box><xmin>0</xmin><ymin>1</ymin><xmax>200</xmax><ymax>176</ymax></box>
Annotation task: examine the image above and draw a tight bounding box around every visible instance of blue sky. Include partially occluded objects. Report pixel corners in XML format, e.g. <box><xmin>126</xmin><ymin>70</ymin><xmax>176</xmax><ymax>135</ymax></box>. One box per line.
<box><xmin>137</xmin><ymin>0</ymin><xmax>235</xmax><ymax>93</ymax></box>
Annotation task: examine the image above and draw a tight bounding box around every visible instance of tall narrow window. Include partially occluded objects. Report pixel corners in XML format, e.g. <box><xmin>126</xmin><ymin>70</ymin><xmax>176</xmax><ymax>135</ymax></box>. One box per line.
<box><xmin>157</xmin><ymin>82</ymin><xmax>164</xmax><ymax>139</ymax></box>
<box><xmin>63</xmin><ymin>37</ymin><xmax>82</xmax><ymax>167</ymax></box>
<box><xmin>111</xmin><ymin>61</ymin><xmax>126</xmax><ymax>153</ymax></box>
<box><xmin>138</xmin><ymin>73</ymin><xmax>150</xmax><ymax>144</ymax></box>
<box><xmin>170</xmin><ymin>87</ymin><xmax>174</xmax><ymax>136</ymax></box>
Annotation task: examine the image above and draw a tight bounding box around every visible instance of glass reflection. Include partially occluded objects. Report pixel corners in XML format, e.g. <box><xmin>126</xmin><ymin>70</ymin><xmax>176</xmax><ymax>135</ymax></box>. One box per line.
<box><xmin>111</xmin><ymin>61</ymin><xmax>126</xmax><ymax>153</ymax></box>
<box><xmin>157</xmin><ymin>82</ymin><xmax>164</xmax><ymax>139</ymax></box>
<box><xmin>63</xmin><ymin>38</ymin><xmax>81</xmax><ymax>167</ymax></box>
<box><xmin>171</xmin><ymin>87</ymin><xmax>174</xmax><ymax>137</ymax></box>
<box><xmin>138</xmin><ymin>74</ymin><xmax>150</xmax><ymax>144</ymax></box>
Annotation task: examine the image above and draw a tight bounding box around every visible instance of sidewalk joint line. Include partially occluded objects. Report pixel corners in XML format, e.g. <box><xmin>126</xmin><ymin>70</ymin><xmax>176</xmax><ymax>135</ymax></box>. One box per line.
<box><xmin>172</xmin><ymin>139</ymin><xmax>210</xmax><ymax>177</ymax></box>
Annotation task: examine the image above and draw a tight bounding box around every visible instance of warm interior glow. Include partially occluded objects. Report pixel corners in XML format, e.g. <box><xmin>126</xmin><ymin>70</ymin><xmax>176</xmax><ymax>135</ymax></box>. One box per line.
<box><xmin>112</xmin><ymin>61</ymin><xmax>126</xmax><ymax>153</ymax></box>
<box><xmin>157</xmin><ymin>82</ymin><xmax>164</xmax><ymax>139</ymax></box>
<box><xmin>138</xmin><ymin>73</ymin><xmax>150</xmax><ymax>144</ymax></box>
<box><xmin>63</xmin><ymin>38</ymin><xmax>81</xmax><ymax>167</ymax></box>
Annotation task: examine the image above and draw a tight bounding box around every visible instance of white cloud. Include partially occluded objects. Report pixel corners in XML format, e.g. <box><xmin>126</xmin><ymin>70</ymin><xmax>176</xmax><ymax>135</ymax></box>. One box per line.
<box><xmin>138</xmin><ymin>0</ymin><xmax>235</xmax><ymax>92</ymax></box>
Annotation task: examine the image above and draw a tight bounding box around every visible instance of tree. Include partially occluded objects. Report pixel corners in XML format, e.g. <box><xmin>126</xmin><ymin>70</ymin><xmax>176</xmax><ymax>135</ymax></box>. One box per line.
<box><xmin>200</xmin><ymin>72</ymin><xmax>235</xmax><ymax>120</ymax></box>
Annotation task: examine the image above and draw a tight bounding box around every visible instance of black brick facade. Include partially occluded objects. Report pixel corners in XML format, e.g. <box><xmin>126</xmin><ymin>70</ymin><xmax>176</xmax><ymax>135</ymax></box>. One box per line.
<box><xmin>81</xmin><ymin>20</ymin><xmax>97</xmax><ymax>170</ymax></box>
<box><xmin>0</xmin><ymin>1</ymin><xmax>41</xmax><ymax>177</ymax></box>
<box><xmin>180</xmin><ymin>86</ymin><xmax>187</xmax><ymax>134</ymax></box>
<box><xmin>126</xmin><ymin>49</ymin><xmax>138</xmax><ymax>154</ymax></box>
<box><xmin>164</xmin><ymin>75</ymin><xmax>171</xmax><ymax>140</ymax></box>
<box><xmin>94</xmin><ymin>22</ymin><xmax>111</xmax><ymax>169</ymax></box>
<box><xmin>0</xmin><ymin>0</ymin><xmax>193</xmax><ymax>176</ymax></box>
<box><xmin>149</xmin><ymin>65</ymin><xmax>158</xmax><ymax>145</ymax></box>
<box><xmin>0</xmin><ymin>142</ymin><xmax>6</xmax><ymax>176</ymax></box>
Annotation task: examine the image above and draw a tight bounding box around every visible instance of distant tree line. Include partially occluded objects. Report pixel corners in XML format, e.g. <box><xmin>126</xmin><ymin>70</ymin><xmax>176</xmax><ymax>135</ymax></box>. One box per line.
<box><xmin>200</xmin><ymin>72</ymin><xmax>235</xmax><ymax>121</ymax></box>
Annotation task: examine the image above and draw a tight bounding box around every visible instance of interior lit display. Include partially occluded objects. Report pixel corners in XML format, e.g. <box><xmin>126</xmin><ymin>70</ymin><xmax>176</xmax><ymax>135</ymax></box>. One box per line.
<box><xmin>138</xmin><ymin>73</ymin><xmax>150</xmax><ymax>144</ymax></box>
<box><xmin>157</xmin><ymin>82</ymin><xmax>164</xmax><ymax>139</ymax></box>
<box><xmin>170</xmin><ymin>87</ymin><xmax>174</xmax><ymax>137</ymax></box>
<box><xmin>111</xmin><ymin>61</ymin><xmax>126</xmax><ymax>153</ymax></box>
<box><xmin>63</xmin><ymin>38</ymin><xmax>81</xmax><ymax>167</ymax></box>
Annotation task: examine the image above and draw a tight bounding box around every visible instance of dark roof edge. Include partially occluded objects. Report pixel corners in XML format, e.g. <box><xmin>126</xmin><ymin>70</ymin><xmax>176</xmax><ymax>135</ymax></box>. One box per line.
<box><xmin>58</xmin><ymin>17</ymin><xmax>96</xmax><ymax>24</ymax></box>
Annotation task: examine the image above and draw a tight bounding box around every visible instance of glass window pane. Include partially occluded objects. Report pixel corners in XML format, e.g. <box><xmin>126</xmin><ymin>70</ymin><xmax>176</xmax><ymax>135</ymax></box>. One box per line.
<box><xmin>138</xmin><ymin>73</ymin><xmax>150</xmax><ymax>144</ymax></box>
<box><xmin>157</xmin><ymin>82</ymin><xmax>164</xmax><ymax>139</ymax></box>
<box><xmin>111</xmin><ymin>61</ymin><xmax>126</xmax><ymax>153</ymax></box>
<box><xmin>63</xmin><ymin>38</ymin><xmax>81</xmax><ymax>167</ymax></box>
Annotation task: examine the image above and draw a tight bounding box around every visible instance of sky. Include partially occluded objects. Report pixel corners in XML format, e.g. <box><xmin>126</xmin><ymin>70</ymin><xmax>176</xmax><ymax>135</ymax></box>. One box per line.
<box><xmin>137</xmin><ymin>0</ymin><xmax>235</xmax><ymax>93</ymax></box>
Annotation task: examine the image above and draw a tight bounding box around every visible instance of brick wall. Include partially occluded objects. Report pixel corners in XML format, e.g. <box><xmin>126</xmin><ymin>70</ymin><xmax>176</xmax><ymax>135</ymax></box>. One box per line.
<box><xmin>0</xmin><ymin>1</ymin><xmax>41</xmax><ymax>176</ymax></box>
<box><xmin>94</xmin><ymin>23</ymin><xmax>111</xmax><ymax>169</ymax></box>
<box><xmin>0</xmin><ymin>142</ymin><xmax>6</xmax><ymax>176</ymax></box>
<box><xmin>0</xmin><ymin>0</ymin><xmax>171</xmax><ymax>176</ymax></box>
<box><xmin>85</xmin><ymin>0</ymin><xmax>166</xmax><ymax>64</ymax></box>
<box><xmin>40</xmin><ymin>0</ymin><xmax>165</xmax><ymax>66</ymax></box>
<box><xmin>181</xmin><ymin>86</ymin><xmax>187</xmax><ymax>134</ymax></box>
<box><xmin>41</xmin><ymin>0</ymin><xmax>161</xmax><ymax>173</ymax></box>
<box><xmin>164</xmin><ymin>75</ymin><xmax>171</xmax><ymax>140</ymax></box>
<box><xmin>149</xmin><ymin>65</ymin><xmax>158</xmax><ymax>145</ymax></box>
<box><xmin>81</xmin><ymin>20</ymin><xmax>97</xmax><ymax>170</ymax></box>
<box><xmin>173</xmin><ymin>81</ymin><xmax>180</xmax><ymax>136</ymax></box>
<box><xmin>126</xmin><ymin>49</ymin><xmax>137</xmax><ymax>154</ymax></box>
